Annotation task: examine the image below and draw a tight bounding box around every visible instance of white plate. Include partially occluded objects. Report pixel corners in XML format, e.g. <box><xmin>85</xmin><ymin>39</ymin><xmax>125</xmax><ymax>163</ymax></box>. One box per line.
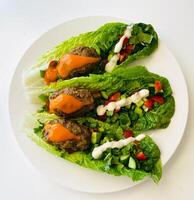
<box><xmin>9</xmin><ymin>16</ymin><xmax>188</xmax><ymax>193</ymax></box>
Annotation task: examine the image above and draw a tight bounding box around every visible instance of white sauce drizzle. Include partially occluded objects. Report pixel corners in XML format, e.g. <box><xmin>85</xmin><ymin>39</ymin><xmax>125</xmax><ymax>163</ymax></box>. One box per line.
<box><xmin>96</xmin><ymin>89</ymin><xmax>149</xmax><ymax>116</ymax></box>
<box><xmin>92</xmin><ymin>134</ymin><xmax>145</xmax><ymax>159</ymax></box>
<box><xmin>105</xmin><ymin>54</ymin><xmax>119</xmax><ymax>72</ymax></box>
<box><xmin>105</xmin><ymin>25</ymin><xmax>133</xmax><ymax>72</ymax></box>
<box><xmin>114</xmin><ymin>26</ymin><xmax>133</xmax><ymax>53</ymax></box>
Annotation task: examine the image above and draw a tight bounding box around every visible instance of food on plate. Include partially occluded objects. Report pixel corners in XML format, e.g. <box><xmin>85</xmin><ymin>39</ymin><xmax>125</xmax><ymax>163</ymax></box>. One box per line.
<box><xmin>43</xmin><ymin>119</ymin><xmax>91</xmax><ymax>153</ymax></box>
<box><xmin>31</xmin><ymin>114</ymin><xmax>162</xmax><ymax>182</ymax></box>
<box><xmin>48</xmin><ymin>88</ymin><xmax>95</xmax><ymax>117</ymax></box>
<box><xmin>26</xmin><ymin>65</ymin><xmax>175</xmax><ymax>183</ymax></box>
<box><xmin>44</xmin><ymin>46</ymin><xmax>101</xmax><ymax>84</ymax></box>
<box><xmin>40</xmin><ymin>66</ymin><xmax>175</xmax><ymax>135</ymax></box>
<box><xmin>24</xmin><ymin>22</ymin><xmax>158</xmax><ymax>86</ymax></box>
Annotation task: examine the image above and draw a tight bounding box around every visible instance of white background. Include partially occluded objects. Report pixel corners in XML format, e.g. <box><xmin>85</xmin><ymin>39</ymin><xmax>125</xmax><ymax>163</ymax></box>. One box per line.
<box><xmin>1</xmin><ymin>0</ymin><xmax>194</xmax><ymax>199</ymax></box>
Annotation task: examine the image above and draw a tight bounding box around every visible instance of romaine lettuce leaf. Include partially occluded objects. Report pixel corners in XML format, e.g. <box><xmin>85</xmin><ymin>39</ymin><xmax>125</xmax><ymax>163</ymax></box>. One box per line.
<box><xmin>37</xmin><ymin>22</ymin><xmax>127</xmax><ymax>66</ymax></box>
<box><xmin>40</xmin><ymin>66</ymin><xmax>175</xmax><ymax>135</ymax></box>
<box><xmin>37</xmin><ymin>22</ymin><xmax>158</xmax><ymax>68</ymax></box>
<box><xmin>132</xmin><ymin>96</ymin><xmax>175</xmax><ymax>134</ymax></box>
<box><xmin>28</xmin><ymin>132</ymin><xmax>161</xmax><ymax>182</ymax></box>
<box><xmin>42</xmin><ymin>66</ymin><xmax>172</xmax><ymax>97</ymax></box>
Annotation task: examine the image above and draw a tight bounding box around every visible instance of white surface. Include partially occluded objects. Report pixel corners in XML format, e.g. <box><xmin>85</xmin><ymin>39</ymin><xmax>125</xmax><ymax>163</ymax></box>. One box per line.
<box><xmin>9</xmin><ymin>16</ymin><xmax>188</xmax><ymax>193</ymax></box>
<box><xmin>1</xmin><ymin>0</ymin><xmax>194</xmax><ymax>199</ymax></box>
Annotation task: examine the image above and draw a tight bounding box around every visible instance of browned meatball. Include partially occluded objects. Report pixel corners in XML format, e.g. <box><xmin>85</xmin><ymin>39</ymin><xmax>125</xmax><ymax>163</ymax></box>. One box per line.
<box><xmin>49</xmin><ymin>88</ymin><xmax>94</xmax><ymax>118</ymax></box>
<box><xmin>65</xmin><ymin>46</ymin><xmax>101</xmax><ymax>79</ymax></box>
<box><xmin>43</xmin><ymin>119</ymin><xmax>91</xmax><ymax>153</ymax></box>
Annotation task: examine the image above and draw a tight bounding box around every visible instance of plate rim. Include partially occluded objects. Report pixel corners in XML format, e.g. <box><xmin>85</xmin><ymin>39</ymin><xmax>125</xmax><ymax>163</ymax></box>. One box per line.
<box><xmin>8</xmin><ymin>15</ymin><xmax>189</xmax><ymax>193</ymax></box>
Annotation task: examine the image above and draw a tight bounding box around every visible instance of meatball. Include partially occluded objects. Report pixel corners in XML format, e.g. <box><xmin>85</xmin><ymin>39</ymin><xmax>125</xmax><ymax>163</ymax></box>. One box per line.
<box><xmin>49</xmin><ymin>88</ymin><xmax>94</xmax><ymax>117</ymax></box>
<box><xmin>43</xmin><ymin>119</ymin><xmax>91</xmax><ymax>153</ymax></box>
<box><xmin>70</xmin><ymin>46</ymin><xmax>99</xmax><ymax>58</ymax></box>
<box><xmin>65</xmin><ymin>46</ymin><xmax>101</xmax><ymax>79</ymax></box>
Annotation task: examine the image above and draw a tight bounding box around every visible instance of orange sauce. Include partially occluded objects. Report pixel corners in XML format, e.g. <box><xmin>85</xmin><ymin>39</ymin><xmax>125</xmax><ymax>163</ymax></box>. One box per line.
<box><xmin>45</xmin><ymin>123</ymin><xmax>80</xmax><ymax>142</ymax></box>
<box><xmin>44</xmin><ymin>63</ymin><xmax>58</xmax><ymax>84</ymax></box>
<box><xmin>57</xmin><ymin>54</ymin><xmax>100</xmax><ymax>78</ymax></box>
<box><xmin>49</xmin><ymin>94</ymin><xmax>85</xmax><ymax>114</ymax></box>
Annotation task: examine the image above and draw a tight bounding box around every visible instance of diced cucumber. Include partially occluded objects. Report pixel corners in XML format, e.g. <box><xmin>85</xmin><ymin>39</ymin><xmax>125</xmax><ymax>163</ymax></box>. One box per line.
<box><xmin>108</xmin><ymin>53</ymin><xmax>114</xmax><ymax>61</ymax></box>
<box><xmin>117</xmin><ymin>163</ymin><xmax>124</xmax><ymax>170</ymax></box>
<box><xmin>125</xmin><ymin>105</ymin><xmax>131</xmax><ymax>109</ymax></box>
<box><xmin>136</xmin><ymin>100</ymin><xmax>144</xmax><ymax>107</ymax></box>
<box><xmin>101</xmin><ymin>91</ymin><xmax>109</xmax><ymax>99</ymax></box>
<box><xmin>143</xmin><ymin>97</ymin><xmax>148</xmax><ymax>101</ymax></box>
<box><xmin>90</xmin><ymin>122</ymin><xmax>98</xmax><ymax>128</ymax></box>
<box><xmin>120</xmin><ymin>154</ymin><xmax>129</xmax><ymax>162</ymax></box>
<box><xmin>100</xmin><ymin>136</ymin><xmax>109</xmax><ymax>144</ymax></box>
<box><xmin>128</xmin><ymin>157</ymin><xmax>136</xmax><ymax>169</ymax></box>
<box><xmin>134</xmin><ymin>106</ymin><xmax>143</xmax><ymax>116</ymax></box>
<box><xmin>98</xmin><ymin>127</ymin><xmax>105</xmax><ymax>132</ymax></box>
<box><xmin>111</xmin><ymin>113</ymin><xmax>119</xmax><ymax>123</ymax></box>
<box><xmin>148</xmin><ymin>83</ymin><xmax>155</xmax><ymax>87</ymax></box>
<box><xmin>91</xmin><ymin>132</ymin><xmax>102</xmax><ymax>144</ymax></box>
<box><xmin>112</xmin><ymin>156</ymin><xmax>120</xmax><ymax>165</ymax></box>
<box><xmin>121</xmin><ymin>94</ymin><xmax>127</xmax><ymax>99</ymax></box>
<box><xmin>106</xmin><ymin>111</ymin><xmax>114</xmax><ymax>116</ymax></box>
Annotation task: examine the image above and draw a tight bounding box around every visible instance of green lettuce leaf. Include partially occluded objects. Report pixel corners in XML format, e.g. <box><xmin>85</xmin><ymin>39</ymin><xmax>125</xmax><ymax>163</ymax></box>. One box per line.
<box><xmin>34</xmin><ymin>112</ymin><xmax>59</xmax><ymax>124</ymax></box>
<box><xmin>37</xmin><ymin>22</ymin><xmax>127</xmax><ymax>66</ymax></box>
<box><xmin>28</xmin><ymin>131</ymin><xmax>163</xmax><ymax>182</ymax></box>
<box><xmin>37</xmin><ymin>22</ymin><xmax>158</xmax><ymax>68</ymax></box>
<box><xmin>42</xmin><ymin>66</ymin><xmax>172</xmax><ymax>97</ymax></box>
<box><xmin>132</xmin><ymin>96</ymin><xmax>175</xmax><ymax>135</ymax></box>
<box><xmin>118</xmin><ymin>23</ymin><xmax>158</xmax><ymax>68</ymax></box>
<box><xmin>139</xmin><ymin>136</ymin><xmax>162</xmax><ymax>183</ymax></box>
<box><xmin>151</xmin><ymin>159</ymin><xmax>162</xmax><ymax>183</ymax></box>
<box><xmin>76</xmin><ymin>117</ymin><xmax>123</xmax><ymax>139</ymax></box>
<box><xmin>40</xmin><ymin>66</ymin><xmax>175</xmax><ymax>135</ymax></box>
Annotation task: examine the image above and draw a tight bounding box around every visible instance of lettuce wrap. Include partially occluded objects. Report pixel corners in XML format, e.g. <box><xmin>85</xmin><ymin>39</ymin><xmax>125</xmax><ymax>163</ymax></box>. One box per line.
<box><xmin>28</xmin><ymin>66</ymin><xmax>175</xmax><ymax>183</ymax></box>
<box><xmin>40</xmin><ymin>66</ymin><xmax>175</xmax><ymax>136</ymax></box>
<box><xmin>38</xmin><ymin>22</ymin><xmax>158</xmax><ymax>67</ymax></box>
<box><xmin>31</xmin><ymin>112</ymin><xmax>162</xmax><ymax>183</ymax></box>
<box><xmin>24</xmin><ymin>22</ymin><xmax>158</xmax><ymax>87</ymax></box>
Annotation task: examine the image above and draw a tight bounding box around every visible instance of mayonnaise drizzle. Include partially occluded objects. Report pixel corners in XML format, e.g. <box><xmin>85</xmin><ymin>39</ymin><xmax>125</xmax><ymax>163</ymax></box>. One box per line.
<box><xmin>92</xmin><ymin>134</ymin><xmax>145</xmax><ymax>159</ymax></box>
<box><xmin>105</xmin><ymin>54</ymin><xmax>119</xmax><ymax>72</ymax></box>
<box><xmin>96</xmin><ymin>89</ymin><xmax>149</xmax><ymax>116</ymax></box>
<box><xmin>114</xmin><ymin>25</ymin><xmax>133</xmax><ymax>53</ymax></box>
<box><xmin>105</xmin><ymin>25</ymin><xmax>133</xmax><ymax>72</ymax></box>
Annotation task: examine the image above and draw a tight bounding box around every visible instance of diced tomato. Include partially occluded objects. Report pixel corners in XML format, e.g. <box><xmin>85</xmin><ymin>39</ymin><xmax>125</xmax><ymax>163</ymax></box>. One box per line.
<box><xmin>119</xmin><ymin>44</ymin><xmax>134</xmax><ymax>63</ymax></box>
<box><xmin>136</xmin><ymin>152</ymin><xmax>147</xmax><ymax>160</ymax></box>
<box><xmin>144</xmin><ymin>99</ymin><xmax>154</xmax><ymax>109</ymax></box>
<box><xmin>123</xmin><ymin>37</ymin><xmax>129</xmax><ymax>46</ymax></box>
<box><xmin>151</xmin><ymin>96</ymin><xmax>164</xmax><ymax>104</ymax></box>
<box><xmin>98</xmin><ymin>114</ymin><xmax>106</xmax><ymax>122</ymax></box>
<box><xmin>104</xmin><ymin>100</ymin><xmax>111</xmax><ymax>106</ymax></box>
<box><xmin>125</xmin><ymin>44</ymin><xmax>134</xmax><ymax>54</ymax></box>
<box><xmin>109</xmin><ymin>92</ymin><xmax>121</xmax><ymax>101</ymax></box>
<box><xmin>123</xmin><ymin>130</ymin><xmax>133</xmax><ymax>138</ymax></box>
<box><xmin>119</xmin><ymin>53</ymin><xmax>127</xmax><ymax>63</ymax></box>
<box><xmin>155</xmin><ymin>80</ymin><xmax>163</xmax><ymax>92</ymax></box>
